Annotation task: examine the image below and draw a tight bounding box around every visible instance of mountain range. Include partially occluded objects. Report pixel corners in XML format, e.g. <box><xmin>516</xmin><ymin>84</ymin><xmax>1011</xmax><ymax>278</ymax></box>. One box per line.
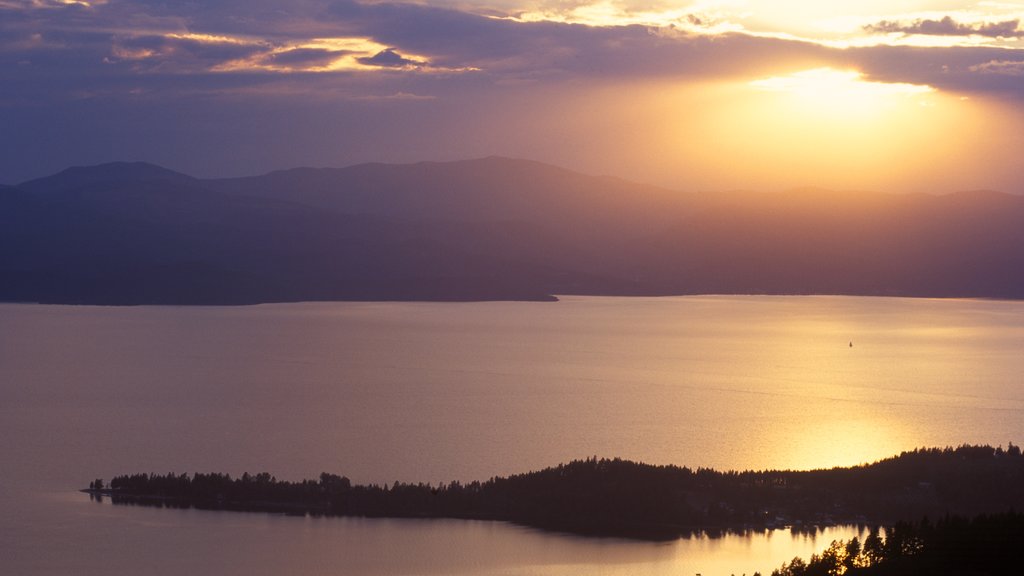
<box><xmin>3</xmin><ymin>157</ymin><xmax>1023</xmax><ymax>305</ymax></box>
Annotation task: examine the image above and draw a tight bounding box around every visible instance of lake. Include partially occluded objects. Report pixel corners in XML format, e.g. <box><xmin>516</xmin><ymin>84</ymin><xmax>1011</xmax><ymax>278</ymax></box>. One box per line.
<box><xmin>2</xmin><ymin>295</ymin><xmax>1023</xmax><ymax>575</ymax></box>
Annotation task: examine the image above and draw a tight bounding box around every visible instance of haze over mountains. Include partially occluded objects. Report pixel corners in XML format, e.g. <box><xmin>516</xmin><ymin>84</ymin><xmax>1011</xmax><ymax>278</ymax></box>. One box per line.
<box><xmin>3</xmin><ymin>157</ymin><xmax>1023</xmax><ymax>305</ymax></box>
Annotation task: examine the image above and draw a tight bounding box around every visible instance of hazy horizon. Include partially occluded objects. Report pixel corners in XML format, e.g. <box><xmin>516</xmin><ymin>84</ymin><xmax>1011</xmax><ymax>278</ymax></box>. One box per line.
<box><xmin>8</xmin><ymin>156</ymin><xmax>1023</xmax><ymax>197</ymax></box>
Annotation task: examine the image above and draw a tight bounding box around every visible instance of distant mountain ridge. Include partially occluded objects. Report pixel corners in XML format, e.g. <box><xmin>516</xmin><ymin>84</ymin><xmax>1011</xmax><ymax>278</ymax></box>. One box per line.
<box><xmin>3</xmin><ymin>157</ymin><xmax>1023</xmax><ymax>304</ymax></box>
<box><xmin>18</xmin><ymin>161</ymin><xmax>197</xmax><ymax>195</ymax></box>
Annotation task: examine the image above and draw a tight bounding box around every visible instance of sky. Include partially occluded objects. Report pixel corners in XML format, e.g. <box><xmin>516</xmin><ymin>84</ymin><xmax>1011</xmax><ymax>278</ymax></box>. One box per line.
<box><xmin>2</xmin><ymin>0</ymin><xmax>1024</xmax><ymax>193</ymax></box>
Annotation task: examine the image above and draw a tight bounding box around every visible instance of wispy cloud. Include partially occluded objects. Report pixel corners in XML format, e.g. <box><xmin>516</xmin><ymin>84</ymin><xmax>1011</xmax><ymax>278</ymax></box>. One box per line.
<box><xmin>971</xmin><ymin>59</ymin><xmax>1024</xmax><ymax>75</ymax></box>
<box><xmin>0</xmin><ymin>0</ymin><xmax>107</xmax><ymax>9</ymax></box>
<box><xmin>352</xmin><ymin>91</ymin><xmax>436</xmax><ymax>100</ymax></box>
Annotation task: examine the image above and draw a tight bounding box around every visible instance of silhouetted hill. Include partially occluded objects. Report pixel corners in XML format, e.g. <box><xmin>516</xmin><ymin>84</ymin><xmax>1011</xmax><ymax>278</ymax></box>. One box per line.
<box><xmin>17</xmin><ymin>161</ymin><xmax>198</xmax><ymax>196</ymax></box>
<box><xmin>637</xmin><ymin>188</ymin><xmax>1024</xmax><ymax>298</ymax></box>
<box><xmin>207</xmin><ymin>157</ymin><xmax>688</xmax><ymax>227</ymax></box>
<box><xmin>4</xmin><ymin>158</ymin><xmax>1024</xmax><ymax>304</ymax></box>
<box><xmin>2</xmin><ymin>160</ymin><xmax>574</xmax><ymax>304</ymax></box>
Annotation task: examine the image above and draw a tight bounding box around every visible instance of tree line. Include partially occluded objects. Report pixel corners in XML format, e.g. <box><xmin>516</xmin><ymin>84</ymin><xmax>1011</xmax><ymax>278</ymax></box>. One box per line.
<box><xmin>770</xmin><ymin>511</ymin><xmax>1024</xmax><ymax>576</ymax></box>
<box><xmin>87</xmin><ymin>444</ymin><xmax>1024</xmax><ymax>540</ymax></box>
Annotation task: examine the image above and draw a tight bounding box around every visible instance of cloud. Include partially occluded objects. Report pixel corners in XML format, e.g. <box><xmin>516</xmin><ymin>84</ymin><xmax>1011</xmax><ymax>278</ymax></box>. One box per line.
<box><xmin>2</xmin><ymin>0</ymin><xmax>1023</xmax><ymax>101</ymax></box>
<box><xmin>357</xmin><ymin>48</ymin><xmax>424</xmax><ymax>68</ymax></box>
<box><xmin>836</xmin><ymin>43</ymin><xmax>1024</xmax><ymax>100</ymax></box>
<box><xmin>865</xmin><ymin>15</ymin><xmax>1022</xmax><ymax>38</ymax></box>
<box><xmin>970</xmin><ymin>59</ymin><xmax>1024</xmax><ymax>76</ymax></box>
<box><xmin>0</xmin><ymin>0</ymin><xmax>105</xmax><ymax>9</ymax></box>
<box><xmin>352</xmin><ymin>91</ymin><xmax>436</xmax><ymax>100</ymax></box>
<box><xmin>263</xmin><ymin>47</ymin><xmax>353</xmax><ymax>67</ymax></box>
<box><xmin>106</xmin><ymin>34</ymin><xmax>267</xmax><ymax>71</ymax></box>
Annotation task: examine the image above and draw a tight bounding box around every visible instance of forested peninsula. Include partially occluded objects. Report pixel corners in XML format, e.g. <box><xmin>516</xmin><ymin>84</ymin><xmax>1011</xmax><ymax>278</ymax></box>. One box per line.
<box><xmin>84</xmin><ymin>445</ymin><xmax>1024</xmax><ymax>540</ymax></box>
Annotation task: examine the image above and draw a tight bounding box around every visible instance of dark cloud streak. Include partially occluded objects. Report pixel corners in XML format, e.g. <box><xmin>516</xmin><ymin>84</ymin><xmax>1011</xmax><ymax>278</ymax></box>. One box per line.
<box><xmin>865</xmin><ymin>15</ymin><xmax>1022</xmax><ymax>38</ymax></box>
<box><xmin>841</xmin><ymin>43</ymin><xmax>1024</xmax><ymax>99</ymax></box>
<box><xmin>357</xmin><ymin>48</ymin><xmax>423</xmax><ymax>68</ymax></box>
<box><xmin>265</xmin><ymin>47</ymin><xmax>352</xmax><ymax>66</ymax></box>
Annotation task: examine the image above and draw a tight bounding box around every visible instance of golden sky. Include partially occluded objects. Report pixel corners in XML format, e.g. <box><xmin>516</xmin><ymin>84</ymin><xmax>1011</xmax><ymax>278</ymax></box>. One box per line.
<box><xmin>2</xmin><ymin>0</ymin><xmax>1023</xmax><ymax>193</ymax></box>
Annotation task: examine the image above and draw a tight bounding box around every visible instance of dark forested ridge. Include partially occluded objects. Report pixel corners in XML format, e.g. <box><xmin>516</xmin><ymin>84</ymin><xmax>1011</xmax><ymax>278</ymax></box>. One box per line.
<box><xmin>85</xmin><ymin>445</ymin><xmax>1024</xmax><ymax>540</ymax></box>
<box><xmin>768</xmin><ymin>512</ymin><xmax>1024</xmax><ymax>576</ymax></box>
<box><xmin>6</xmin><ymin>158</ymin><xmax>1024</xmax><ymax>304</ymax></box>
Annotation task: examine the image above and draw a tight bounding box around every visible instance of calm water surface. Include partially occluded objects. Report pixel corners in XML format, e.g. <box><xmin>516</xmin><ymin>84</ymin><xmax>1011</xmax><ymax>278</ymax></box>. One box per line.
<box><xmin>2</xmin><ymin>296</ymin><xmax>1022</xmax><ymax>575</ymax></box>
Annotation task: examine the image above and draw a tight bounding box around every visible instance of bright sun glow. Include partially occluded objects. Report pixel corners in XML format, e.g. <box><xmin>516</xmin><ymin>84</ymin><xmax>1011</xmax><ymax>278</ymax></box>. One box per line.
<box><xmin>646</xmin><ymin>66</ymin><xmax>977</xmax><ymax>193</ymax></box>
<box><xmin>751</xmin><ymin>68</ymin><xmax>932</xmax><ymax>95</ymax></box>
<box><xmin>750</xmin><ymin>68</ymin><xmax>934</xmax><ymax>107</ymax></box>
<box><xmin>746</xmin><ymin>67</ymin><xmax>937</xmax><ymax>123</ymax></box>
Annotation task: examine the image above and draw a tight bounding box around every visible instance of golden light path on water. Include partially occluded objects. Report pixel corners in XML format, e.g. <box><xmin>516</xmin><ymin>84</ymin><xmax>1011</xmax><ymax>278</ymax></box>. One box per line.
<box><xmin>695</xmin><ymin>295</ymin><xmax>1020</xmax><ymax>471</ymax></box>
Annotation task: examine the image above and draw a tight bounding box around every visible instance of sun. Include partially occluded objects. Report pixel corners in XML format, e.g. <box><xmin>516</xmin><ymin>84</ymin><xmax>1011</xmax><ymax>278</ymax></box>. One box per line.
<box><xmin>656</xmin><ymin>64</ymin><xmax>978</xmax><ymax>193</ymax></box>
<box><xmin>749</xmin><ymin>67</ymin><xmax>935</xmax><ymax>119</ymax></box>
